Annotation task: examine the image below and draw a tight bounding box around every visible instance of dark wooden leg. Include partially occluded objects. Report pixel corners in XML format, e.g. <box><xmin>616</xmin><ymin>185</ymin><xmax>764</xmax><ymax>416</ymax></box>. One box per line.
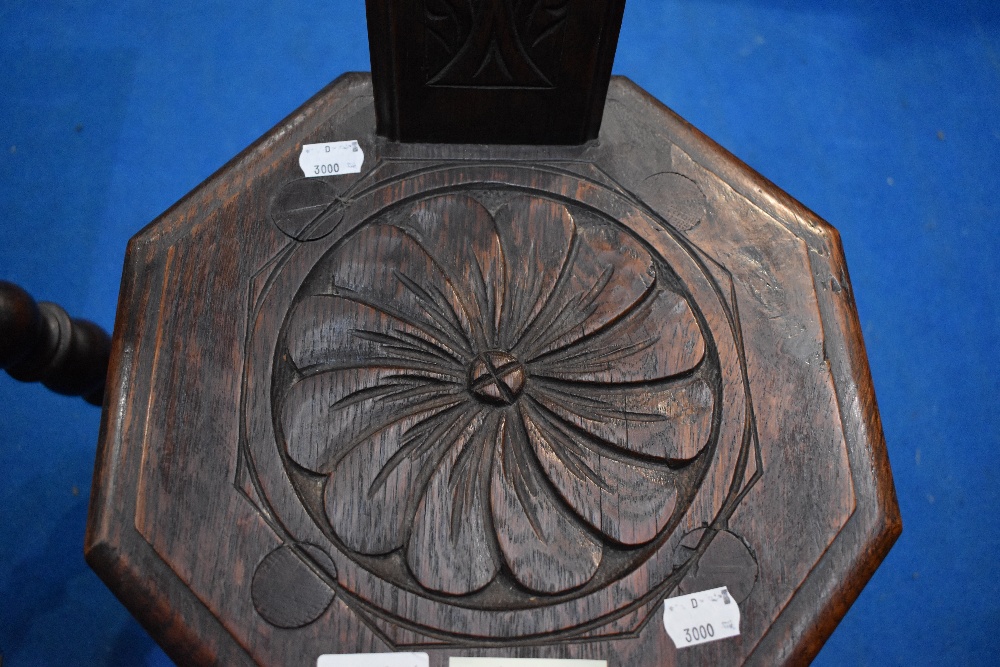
<box><xmin>0</xmin><ymin>281</ymin><xmax>110</xmax><ymax>405</ymax></box>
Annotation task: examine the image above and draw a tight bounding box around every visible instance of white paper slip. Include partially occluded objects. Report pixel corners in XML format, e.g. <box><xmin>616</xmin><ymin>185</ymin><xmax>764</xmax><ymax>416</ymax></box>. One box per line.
<box><xmin>317</xmin><ymin>653</ymin><xmax>429</xmax><ymax>667</ymax></box>
<box><xmin>450</xmin><ymin>660</ymin><xmax>606</xmax><ymax>667</ymax></box>
<box><xmin>663</xmin><ymin>586</ymin><xmax>741</xmax><ymax>648</ymax></box>
<box><xmin>300</xmin><ymin>140</ymin><xmax>364</xmax><ymax>177</ymax></box>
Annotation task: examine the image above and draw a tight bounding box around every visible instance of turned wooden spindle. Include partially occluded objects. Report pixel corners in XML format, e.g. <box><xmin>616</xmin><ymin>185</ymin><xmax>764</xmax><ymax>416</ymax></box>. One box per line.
<box><xmin>0</xmin><ymin>281</ymin><xmax>111</xmax><ymax>406</ymax></box>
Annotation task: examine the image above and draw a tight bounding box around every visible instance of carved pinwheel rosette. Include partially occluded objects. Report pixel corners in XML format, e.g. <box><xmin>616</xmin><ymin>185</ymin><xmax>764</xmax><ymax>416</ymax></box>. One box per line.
<box><xmin>242</xmin><ymin>163</ymin><xmax>757</xmax><ymax>643</ymax></box>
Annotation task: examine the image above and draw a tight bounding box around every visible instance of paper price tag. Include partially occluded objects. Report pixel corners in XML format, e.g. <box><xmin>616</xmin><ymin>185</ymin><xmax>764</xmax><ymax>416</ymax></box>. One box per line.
<box><xmin>450</xmin><ymin>660</ymin><xmax>606</xmax><ymax>667</ymax></box>
<box><xmin>300</xmin><ymin>140</ymin><xmax>364</xmax><ymax>177</ymax></box>
<box><xmin>663</xmin><ymin>586</ymin><xmax>740</xmax><ymax>648</ymax></box>
<box><xmin>317</xmin><ymin>653</ymin><xmax>428</xmax><ymax>667</ymax></box>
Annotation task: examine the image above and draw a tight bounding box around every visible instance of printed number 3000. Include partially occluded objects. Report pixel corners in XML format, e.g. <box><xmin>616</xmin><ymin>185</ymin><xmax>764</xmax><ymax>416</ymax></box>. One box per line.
<box><xmin>313</xmin><ymin>163</ymin><xmax>341</xmax><ymax>175</ymax></box>
<box><xmin>683</xmin><ymin>624</ymin><xmax>715</xmax><ymax>643</ymax></box>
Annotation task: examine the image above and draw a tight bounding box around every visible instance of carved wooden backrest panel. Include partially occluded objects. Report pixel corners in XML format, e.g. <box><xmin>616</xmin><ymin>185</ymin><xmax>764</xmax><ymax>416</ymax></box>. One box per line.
<box><xmin>367</xmin><ymin>0</ymin><xmax>627</xmax><ymax>143</ymax></box>
<box><xmin>241</xmin><ymin>162</ymin><xmax>760</xmax><ymax>642</ymax></box>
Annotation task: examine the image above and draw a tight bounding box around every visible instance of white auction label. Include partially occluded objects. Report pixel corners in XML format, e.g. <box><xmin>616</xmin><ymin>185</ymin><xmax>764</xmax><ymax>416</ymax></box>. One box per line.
<box><xmin>663</xmin><ymin>586</ymin><xmax>740</xmax><ymax>648</ymax></box>
<box><xmin>450</xmin><ymin>660</ymin><xmax>606</xmax><ymax>667</ymax></box>
<box><xmin>299</xmin><ymin>140</ymin><xmax>364</xmax><ymax>177</ymax></box>
<box><xmin>317</xmin><ymin>653</ymin><xmax>428</xmax><ymax>667</ymax></box>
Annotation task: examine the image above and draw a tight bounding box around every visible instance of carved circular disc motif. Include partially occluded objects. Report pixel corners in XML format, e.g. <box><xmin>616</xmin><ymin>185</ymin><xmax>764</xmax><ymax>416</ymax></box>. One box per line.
<box><xmin>251</xmin><ymin>544</ymin><xmax>336</xmax><ymax>629</ymax></box>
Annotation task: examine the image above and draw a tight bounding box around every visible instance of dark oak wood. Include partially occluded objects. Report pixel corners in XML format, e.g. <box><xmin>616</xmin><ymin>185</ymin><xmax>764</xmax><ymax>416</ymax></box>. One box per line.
<box><xmin>86</xmin><ymin>73</ymin><xmax>900</xmax><ymax>666</ymax></box>
<box><xmin>0</xmin><ymin>280</ymin><xmax>110</xmax><ymax>405</ymax></box>
<box><xmin>366</xmin><ymin>0</ymin><xmax>626</xmax><ymax>144</ymax></box>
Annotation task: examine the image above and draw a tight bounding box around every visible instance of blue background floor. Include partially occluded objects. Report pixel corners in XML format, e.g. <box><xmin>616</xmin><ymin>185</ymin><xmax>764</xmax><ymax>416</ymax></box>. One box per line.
<box><xmin>1</xmin><ymin>0</ymin><xmax>998</xmax><ymax>664</ymax></box>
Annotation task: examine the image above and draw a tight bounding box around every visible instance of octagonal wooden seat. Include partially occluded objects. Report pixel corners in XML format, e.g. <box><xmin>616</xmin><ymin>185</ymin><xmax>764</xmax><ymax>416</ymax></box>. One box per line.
<box><xmin>85</xmin><ymin>3</ymin><xmax>899</xmax><ymax>665</ymax></box>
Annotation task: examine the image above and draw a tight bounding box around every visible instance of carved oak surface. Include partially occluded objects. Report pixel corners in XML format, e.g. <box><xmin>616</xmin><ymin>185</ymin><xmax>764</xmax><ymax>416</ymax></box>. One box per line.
<box><xmin>87</xmin><ymin>75</ymin><xmax>899</xmax><ymax>666</ymax></box>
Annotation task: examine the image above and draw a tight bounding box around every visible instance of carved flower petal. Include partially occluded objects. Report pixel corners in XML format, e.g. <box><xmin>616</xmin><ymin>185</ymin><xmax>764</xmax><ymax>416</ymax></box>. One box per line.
<box><xmin>280</xmin><ymin>366</ymin><xmax>464</xmax><ymax>473</ymax></box>
<box><xmin>285</xmin><ymin>294</ymin><xmax>467</xmax><ymax>376</ymax></box>
<box><xmin>393</xmin><ymin>195</ymin><xmax>505</xmax><ymax>350</ymax></box>
<box><xmin>325</xmin><ymin>402</ymin><xmax>483</xmax><ymax>555</ymax></box>
<box><xmin>490</xmin><ymin>411</ymin><xmax>602</xmax><ymax>593</ymax></box>
<box><xmin>517</xmin><ymin>223</ymin><xmax>656</xmax><ymax>361</ymax></box>
<box><xmin>521</xmin><ymin>399</ymin><xmax>678</xmax><ymax>545</ymax></box>
<box><xmin>528</xmin><ymin>285</ymin><xmax>704</xmax><ymax>383</ymax></box>
<box><xmin>310</xmin><ymin>223</ymin><xmax>484</xmax><ymax>361</ymax></box>
<box><xmin>529</xmin><ymin>375</ymin><xmax>714</xmax><ymax>462</ymax></box>
<box><xmin>493</xmin><ymin>196</ymin><xmax>576</xmax><ymax>350</ymax></box>
<box><xmin>407</xmin><ymin>410</ymin><xmax>500</xmax><ymax>594</ymax></box>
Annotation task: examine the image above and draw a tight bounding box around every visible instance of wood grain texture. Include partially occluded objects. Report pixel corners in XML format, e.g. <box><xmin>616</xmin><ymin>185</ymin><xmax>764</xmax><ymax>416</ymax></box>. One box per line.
<box><xmin>85</xmin><ymin>74</ymin><xmax>900</xmax><ymax>666</ymax></box>
<box><xmin>366</xmin><ymin>0</ymin><xmax>626</xmax><ymax>144</ymax></box>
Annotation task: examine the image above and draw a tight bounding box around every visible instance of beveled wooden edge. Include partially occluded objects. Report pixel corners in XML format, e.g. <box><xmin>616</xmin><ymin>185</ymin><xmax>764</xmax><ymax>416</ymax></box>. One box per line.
<box><xmin>85</xmin><ymin>241</ymin><xmax>254</xmax><ymax>666</ymax></box>
<box><xmin>766</xmin><ymin>233</ymin><xmax>902</xmax><ymax>665</ymax></box>
<box><xmin>83</xmin><ymin>75</ymin><xmax>377</xmax><ymax>667</ymax></box>
<box><xmin>604</xmin><ymin>77</ymin><xmax>901</xmax><ymax>663</ymax></box>
<box><xmin>85</xmin><ymin>541</ymin><xmax>250</xmax><ymax>666</ymax></box>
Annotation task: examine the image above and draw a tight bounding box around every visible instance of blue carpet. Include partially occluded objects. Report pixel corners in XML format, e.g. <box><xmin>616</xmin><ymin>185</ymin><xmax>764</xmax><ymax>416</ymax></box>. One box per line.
<box><xmin>1</xmin><ymin>0</ymin><xmax>997</xmax><ymax>664</ymax></box>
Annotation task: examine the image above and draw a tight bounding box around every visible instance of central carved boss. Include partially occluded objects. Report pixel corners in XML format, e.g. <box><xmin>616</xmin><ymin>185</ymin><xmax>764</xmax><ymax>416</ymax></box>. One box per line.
<box><xmin>468</xmin><ymin>350</ymin><xmax>526</xmax><ymax>405</ymax></box>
